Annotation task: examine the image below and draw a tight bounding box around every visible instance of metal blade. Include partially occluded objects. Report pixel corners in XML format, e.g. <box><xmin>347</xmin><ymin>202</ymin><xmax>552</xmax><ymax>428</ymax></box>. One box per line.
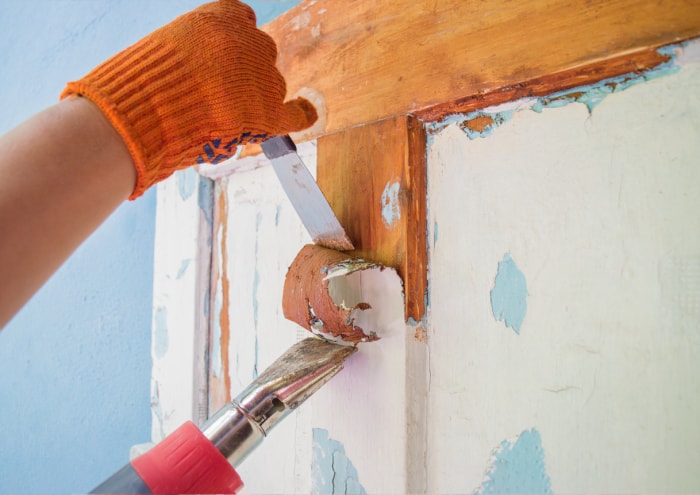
<box><xmin>201</xmin><ymin>337</ymin><xmax>356</xmax><ymax>467</ymax></box>
<box><xmin>261</xmin><ymin>135</ymin><xmax>354</xmax><ymax>251</ymax></box>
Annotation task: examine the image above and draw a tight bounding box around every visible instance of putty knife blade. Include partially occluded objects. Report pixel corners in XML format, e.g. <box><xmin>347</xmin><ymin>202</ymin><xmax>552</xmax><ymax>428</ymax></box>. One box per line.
<box><xmin>261</xmin><ymin>135</ymin><xmax>354</xmax><ymax>251</ymax></box>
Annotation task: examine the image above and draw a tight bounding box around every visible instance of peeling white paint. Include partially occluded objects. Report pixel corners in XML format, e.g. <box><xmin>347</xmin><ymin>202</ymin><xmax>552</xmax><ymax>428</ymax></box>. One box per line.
<box><xmin>150</xmin><ymin>169</ymin><xmax>213</xmax><ymax>438</ymax></box>
<box><xmin>152</xmin><ymin>37</ymin><xmax>700</xmax><ymax>495</ymax></box>
<box><xmin>427</xmin><ymin>55</ymin><xmax>700</xmax><ymax>493</ymax></box>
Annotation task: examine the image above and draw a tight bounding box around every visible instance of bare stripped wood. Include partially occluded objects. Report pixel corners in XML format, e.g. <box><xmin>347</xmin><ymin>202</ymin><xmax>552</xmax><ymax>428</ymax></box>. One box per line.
<box><xmin>262</xmin><ymin>0</ymin><xmax>700</xmax><ymax>140</ymax></box>
<box><xmin>317</xmin><ymin>115</ymin><xmax>427</xmax><ymax>324</ymax></box>
<box><xmin>208</xmin><ymin>182</ymin><xmax>232</xmax><ymax>414</ymax></box>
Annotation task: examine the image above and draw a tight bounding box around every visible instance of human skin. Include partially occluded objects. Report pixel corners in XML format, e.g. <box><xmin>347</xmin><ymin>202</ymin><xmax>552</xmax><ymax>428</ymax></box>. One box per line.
<box><xmin>0</xmin><ymin>97</ymin><xmax>136</xmax><ymax>328</ymax></box>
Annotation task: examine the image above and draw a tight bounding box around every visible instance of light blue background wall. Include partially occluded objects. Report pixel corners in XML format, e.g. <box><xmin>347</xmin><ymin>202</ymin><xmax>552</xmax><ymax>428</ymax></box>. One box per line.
<box><xmin>0</xmin><ymin>2</ymin><xmax>299</xmax><ymax>493</ymax></box>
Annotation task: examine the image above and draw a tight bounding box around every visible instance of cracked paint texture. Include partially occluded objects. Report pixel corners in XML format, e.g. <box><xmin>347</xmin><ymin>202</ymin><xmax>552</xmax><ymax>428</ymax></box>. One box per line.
<box><xmin>312</xmin><ymin>428</ymin><xmax>367</xmax><ymax>495</ymax></box>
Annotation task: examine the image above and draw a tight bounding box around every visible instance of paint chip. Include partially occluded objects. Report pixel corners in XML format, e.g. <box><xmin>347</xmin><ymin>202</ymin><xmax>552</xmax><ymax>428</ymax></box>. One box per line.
<box><xmin>473</xmin><ymin>429</ymin><xmax>552</xmax><ymax>495</ymax></box>
<box><xmin>283</xmin><ymin>245</ymin><xmax>381</xmax><ymax>344</ymax></box>
<box><xmin>490</xmin><ymin>253</ymin><xmax>528</xmax><ymax>334</ymax></box>
<box><xmin>381</xmin><ymin>181</ymin><xmax>401</xmax><ymax>228</ymax></box>
<box><xmin>176</xmin><ymin>258</ymin><xmax>191</xmax><ymax>280</ymax></box>
<box><xmin>312</xmin><ymin>428</ymin><xmax>367</xmax><ymax>495</ymax></box>
<box><xmin>176</xmin><ymin>168</ymin><xmax>197</xmax><ymax>201</ymax></box>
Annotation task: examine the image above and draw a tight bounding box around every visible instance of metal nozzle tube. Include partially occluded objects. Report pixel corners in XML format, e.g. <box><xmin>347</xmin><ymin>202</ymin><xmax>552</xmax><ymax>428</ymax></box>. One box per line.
<box><xmin>201</xmin><ymin>338</ymin><xmax>357</xmax><ymax>467</ymax></box>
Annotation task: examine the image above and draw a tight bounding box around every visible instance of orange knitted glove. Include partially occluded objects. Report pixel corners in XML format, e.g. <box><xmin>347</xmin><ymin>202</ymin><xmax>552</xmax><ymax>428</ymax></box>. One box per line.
<box><xmin>61</xmin><ymin>0</ymin><xmax>317</xmax><ymax>199</ymax></box>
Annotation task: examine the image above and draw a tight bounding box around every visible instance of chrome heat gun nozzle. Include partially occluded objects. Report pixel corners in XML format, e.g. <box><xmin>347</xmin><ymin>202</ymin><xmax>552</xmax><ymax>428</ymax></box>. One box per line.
<box><xmin>201</xmin><ymin>337</ymin><xmax>356</xmax><ymax>467</ymax></box>
<box><xmin>91</xmin><ymin>338</ymin><xmax>355</xmax><ymax>494</ymax></box>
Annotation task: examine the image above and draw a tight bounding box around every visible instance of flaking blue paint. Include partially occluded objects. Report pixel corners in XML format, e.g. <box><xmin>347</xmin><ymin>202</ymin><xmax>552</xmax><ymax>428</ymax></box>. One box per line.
<box><xmin>407</xmin><ymin>316</ymin><xmax>424</xmax><ymax>328</ymax></box>
<box><xmin>381</xmin><ymin>181</ymin><xmax>401</xmax><ymax>228</ymax></box>
<box><xmin>177</xmin><ymin>168</ymin><xmax>197</xmax><ymax>200</ymax></box>
<box><xmin>198</xmin><ymin>176</ymin><xmax>215</xmax><ymax>228</ymax></box>
<box><xmin>312</xmin><ymin>428</ymin><xmax>367</xmax><ymax>495</ymax></box>
<box><xmin>533</xmin><ymin>45</ymin><xmax>682</xmax><ymax>114</ymax></box>
<box><xmin>425</xmin><ymin>109</ymin><xmax>517</xmax><ymax>139</ymax></box>
<box><xmin>466</xmin><ymin>110</ymin><xmax>515</xmax><ymax>140</ymax></box>
<box><xmin>490</xmin><ymin>253</ymin><xmax>528</xmax><ymax>334</ymax></box>
<box><xmin>473</xmin><ymin>429</ymin><xmax>552</xmax><ymax>495</ymax></box>
<box><xmin>425</xmin><ymin>43</ymin><xmax>686</xmax><ymax>138</ymax></box>
<box><xmin>176</xmin><ymin>258</ymin><xmax>191</xmax><ymax>280</ymax></box>
<box><xmin>198</xmin><ymin>177</ymin><xmax>215</xmax><ymax>327</ymax></box>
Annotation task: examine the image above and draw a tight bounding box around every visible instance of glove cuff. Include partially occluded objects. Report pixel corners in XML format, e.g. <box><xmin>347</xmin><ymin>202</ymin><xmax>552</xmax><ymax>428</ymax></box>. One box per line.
<box><xmin>61</xmin><ymin>0</ymin><xmax>317</xmax><ymax>199</ymax></box>
<box><xmin>61</xmin><ymin>35</ymin><xmax>187</xmax><ymax>199</ymax></box>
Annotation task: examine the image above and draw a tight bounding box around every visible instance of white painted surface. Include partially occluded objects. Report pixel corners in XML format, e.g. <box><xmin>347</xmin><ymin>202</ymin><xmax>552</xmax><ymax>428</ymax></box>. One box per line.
<box><xmin>153</xmin><ymin>42</ymin><xmax>700</xmax><ymax>495</ymax></box>
<box><xmin>427</xmin><ymin>56</ymin><xmax>700</xmax><ymax>493</ymax></box>
<box><xmin>150</xmin><ymin>169</ymin><xmax>213</xmax><ymax>439</ymax></box>
<box><xmin>202</xmin><ymin>142</ymin><xmax>424</xmax><ymax>494</ymax></box>
<box><xmin>311</xmin><ymin>267</ymin><xmax>424</xmax><ymax>494</ymax></box>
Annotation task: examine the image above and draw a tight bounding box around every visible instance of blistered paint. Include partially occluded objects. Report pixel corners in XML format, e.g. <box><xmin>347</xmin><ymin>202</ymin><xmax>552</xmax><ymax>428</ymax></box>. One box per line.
<box><xmin>312</xmin><ymin>428</ymin><xmax>367</xmax><ymax>495</ymax></box>
<box><xmin>425</xmin><ymin>101</ymin><xmax>527</xmax><ymax>140</ymax></box>
<box><xmin>490</xmin><ymin>253</ymin><xmax>528</xmax><ymax>334</ymax></box>
<box><xmin>381</xmin><ymin>180</ymin><xmax>401</xmax><ymax>228</ymax></box>
<box><xmin>473</xmin><ymin>429</ymin><xmax>551</xmax><ymax>495</ymax></box>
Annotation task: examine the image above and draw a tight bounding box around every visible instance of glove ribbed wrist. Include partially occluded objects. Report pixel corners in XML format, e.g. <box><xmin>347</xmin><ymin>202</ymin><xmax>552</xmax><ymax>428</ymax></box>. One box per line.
<box><xmin>62</xmin><ymin>0</ymin><xmax>317</xmax><ymax>199</ymax></box>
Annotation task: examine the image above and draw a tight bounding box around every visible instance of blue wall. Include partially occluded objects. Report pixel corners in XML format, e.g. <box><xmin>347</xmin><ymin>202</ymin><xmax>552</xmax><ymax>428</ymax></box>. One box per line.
<box><xmin>0</xmin><ymin>2</ymin><xmax>298</xmax><ymax>493</ymax></box>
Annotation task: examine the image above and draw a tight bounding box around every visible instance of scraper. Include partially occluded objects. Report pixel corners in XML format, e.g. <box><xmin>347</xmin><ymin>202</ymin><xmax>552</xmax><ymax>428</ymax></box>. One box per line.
<box><xmin>261</xmin><ymin>135</ymin><xmax>354</xmax><ymax>251</ymax></box>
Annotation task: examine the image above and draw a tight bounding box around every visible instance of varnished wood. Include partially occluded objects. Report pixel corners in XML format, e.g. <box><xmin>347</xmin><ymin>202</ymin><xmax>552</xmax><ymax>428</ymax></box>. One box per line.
<box><xmin>317</xmin><ymin>115</ymin><xmax>427</xmax><ymax>323</ymax></box>
<box><xmin>262</xmin><ymin>0</ymin><xmax>700</xmax><ymax>140</ymax></box>
<box><xmin>415</xmin><ymin>46</ymin><xmax>673</xmax><ymax>121</ymax></box>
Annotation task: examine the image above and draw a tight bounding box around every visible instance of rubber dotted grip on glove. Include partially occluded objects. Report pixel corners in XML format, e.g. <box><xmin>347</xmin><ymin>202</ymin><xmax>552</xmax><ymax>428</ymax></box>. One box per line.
<box><xmin>131</xmin><ymin>421</ymin><xmax>243</xmax><ymax>495</ymax></box>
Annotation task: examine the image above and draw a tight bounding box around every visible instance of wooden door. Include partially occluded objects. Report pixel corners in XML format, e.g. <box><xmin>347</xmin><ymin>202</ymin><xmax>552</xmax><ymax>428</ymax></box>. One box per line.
<box><xmin>150</xmin><ymin>1</ymin><xmax>700</xmax><ymax>493</ymax></box>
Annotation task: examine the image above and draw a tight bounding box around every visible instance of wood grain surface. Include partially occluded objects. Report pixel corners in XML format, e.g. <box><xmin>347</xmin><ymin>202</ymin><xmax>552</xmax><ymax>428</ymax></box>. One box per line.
<box><xmin>317</xmin><ymin>115</ymin><xmax>427</xmax><ymax>323</ymax></box>
<box><xmin>262</xmin><ymin>0</ymin><xmax>700</xmax><ymax>139</ymax></box>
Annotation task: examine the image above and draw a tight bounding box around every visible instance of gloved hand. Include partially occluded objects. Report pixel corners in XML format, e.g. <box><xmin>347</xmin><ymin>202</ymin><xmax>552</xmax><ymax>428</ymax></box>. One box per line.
<box><xmin>61</xmin><ymin>0</ymin><xmax>317</xmax><ymax>199</ymax></box>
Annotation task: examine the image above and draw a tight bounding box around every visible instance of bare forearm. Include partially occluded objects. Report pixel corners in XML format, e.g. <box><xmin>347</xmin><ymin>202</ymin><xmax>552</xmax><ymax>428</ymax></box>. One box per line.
<box><xmin>0</xmin><ymin>0</ymin><xmax>317</xmax><ymax>330</ymax></box>
<box><xmin>0</xmin><ymin>97</ymin><xmax>136</xmax><ymax>328</ymax></box>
